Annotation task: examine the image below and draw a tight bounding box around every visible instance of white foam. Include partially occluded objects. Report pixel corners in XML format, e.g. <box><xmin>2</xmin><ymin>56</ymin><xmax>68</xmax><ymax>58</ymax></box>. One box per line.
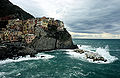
<box><xmin>95</xmin><ymin>45</ymin><xmax>118</xmax><ymax>63</ymax></box>
<box><xmin>77</xmin><ymin>45</ymin><xmax>95</xmax><ymax>52</ymax></box>
<box><xmin>66</xmin><ymin>50</ymin><xmax>87</xmax><ymax>62</ymax></box>
<box><xmin>66</xmin><ymin>45</ymin><xmax>118</xmax><ymax>64</ymax></box>
<box><xmin>0</xmin><ymin>72</ymin><xmax>5</xmax><ymax>76</ymax></box>
<box><xmin>0</xmin><ymin>53</ymin><xmax>54</xmax><ymax>65</ymax></box>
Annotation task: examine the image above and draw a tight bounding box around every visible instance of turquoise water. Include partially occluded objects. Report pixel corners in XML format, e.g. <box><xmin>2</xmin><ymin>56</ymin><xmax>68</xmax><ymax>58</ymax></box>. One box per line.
<box><xmin>0</xmin><ymin>39</ymin><xmax>120</xmax><ymax>78</ymax></box>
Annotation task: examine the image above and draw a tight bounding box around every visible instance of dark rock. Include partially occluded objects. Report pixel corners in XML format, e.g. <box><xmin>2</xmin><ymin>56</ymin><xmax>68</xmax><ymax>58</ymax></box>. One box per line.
<box><xmin>41</xmin><ymin>56</ymin><xmax>45</xmax><ymax>58</ymax></box>
<box><xmin>18</xmin><ymin>47</ymin><xmax>37</xmax><ymax>57</ymax></box>
<box><xmin>0</xmin><ymin>47</ymin><xmax>8</xmax><ymax>60</ymax></box>
<box><xmin>28</xmin><ymin>28</ymin><xmax>78</xmax><ymax>51</ymax></box>
<box><xmin>0</xmin><ymin>0</ymin><xmax>78</xmax><ymax>60</ymax></box>
<box><xmin>55</xmin><ymin>28</ymin><xmax>77</xmax><ymax>49</ymax></box>
<box><xmin>0</xmin><ymin>27</ymin><xmax>78</xmax><ymax>60</ymax></box>
<box><xmin>29</xmin><ymin>37</ymin><xmax>56</xmax><ymax>51</ymax></box>
<box><xmin>0</xmin><ymin>44</ymin><xmax>24</xmax><ymax>60</ymax></box>
<box><xmin>85</xmin><ymin>52</ymin><xmax>107</xmax><ymax>62</ymax></box>
<box><xmin>74</xmin><ymin>49</ymin><xmax>85</xmax><ymax>54</ymax></box>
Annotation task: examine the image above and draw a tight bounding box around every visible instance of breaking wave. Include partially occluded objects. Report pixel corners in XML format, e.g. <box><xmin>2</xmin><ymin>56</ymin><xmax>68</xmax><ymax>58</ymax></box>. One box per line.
<box><xmin>0</xmin><ymin>53</ymin><xmax>54</xmax><ymax>65</ymax></box>
<box><xmin>66</xmin><ymin>45</ymin><xmax>118</xmax><ymax>64</ymax></box>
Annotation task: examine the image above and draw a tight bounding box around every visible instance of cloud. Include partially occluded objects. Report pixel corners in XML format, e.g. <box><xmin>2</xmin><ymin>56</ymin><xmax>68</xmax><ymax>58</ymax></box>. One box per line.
<box><xmin>69</xmin><ymin>31</ymin><xmax>120</xmax><ymax>39</ymax></box>
<box><xmin>9</xmin><ymin>0</ymin><xmax>120</xmax><ymax>38</ymax></box>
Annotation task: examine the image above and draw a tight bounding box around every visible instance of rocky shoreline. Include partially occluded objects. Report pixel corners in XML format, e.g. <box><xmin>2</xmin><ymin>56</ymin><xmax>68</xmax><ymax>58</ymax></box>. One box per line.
<box><xmin>74</xmin><ymin>49</ymin><xmax>107</xmax><ymax>62</ymax></box>
<box><xmin>0</xmin><ymin>28</ymin><xmax>78</xmax><ymax>60</ymax></box>
<box><xmin>0</xmin><ymin>0</ymin><xmax>78</xmax><ymax>60</ymax></box>
<box><xmin>0</xmin><ymin>43</ymin><xmax>77</xmax><ymax>60</ymax></box>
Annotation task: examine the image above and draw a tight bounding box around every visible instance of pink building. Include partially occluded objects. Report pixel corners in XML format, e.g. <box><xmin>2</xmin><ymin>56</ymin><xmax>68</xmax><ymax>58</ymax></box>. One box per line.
<box><xmin>25</xmin><ymin>34</ymin><xmax>36</xmax><ymax>43</ymax></box>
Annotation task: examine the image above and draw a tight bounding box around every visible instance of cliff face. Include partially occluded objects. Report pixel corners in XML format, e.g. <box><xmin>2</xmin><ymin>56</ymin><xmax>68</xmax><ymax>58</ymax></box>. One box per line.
<box><xmin>55</xmin><ymin>29</ymin><xmax>75</xmax><ymax>49</ymax></box>
<box><xmin>0</xmin><ymin>1</ymin><xmax>78</xmax><ymax>60</ymax></box>
<box><xmin>29</xmin><ymin>37</ymin><xmax>56</xmax><ymax>51</ymax></box>
<box><xmin>28</xmin><ymin>28</ymin><xmax>77</xmax><ymax>52</ymax></box>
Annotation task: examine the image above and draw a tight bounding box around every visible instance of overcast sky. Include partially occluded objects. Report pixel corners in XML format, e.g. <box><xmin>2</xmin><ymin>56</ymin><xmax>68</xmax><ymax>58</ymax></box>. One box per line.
<box><xmin>10</xmin><ymin>0</ymin><xmax>120</xmax><ymax>39</ymax></box>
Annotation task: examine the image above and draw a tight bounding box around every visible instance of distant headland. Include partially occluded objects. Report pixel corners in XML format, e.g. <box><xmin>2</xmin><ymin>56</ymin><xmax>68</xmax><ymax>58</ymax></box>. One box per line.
<box><xmin>0</xmin><ymin>0</ymin><xmax>77</xmax><ymax>60</ymax></box>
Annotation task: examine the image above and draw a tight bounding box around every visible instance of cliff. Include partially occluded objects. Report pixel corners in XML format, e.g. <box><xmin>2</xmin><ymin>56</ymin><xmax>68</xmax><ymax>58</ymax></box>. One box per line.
<box><xmin>0</xmin><ymin>28</ymin><xmax>77</xmax><ymax>60</ymax></box>
<box><xmin>28</xmin><ymin>28</ymin><xmax>77</xmax><ymax>51</ymax></box>
<box><xmin>0</xmin><ymin>1</ymin><xmax>78</xmax><ymax>60</ymax></box>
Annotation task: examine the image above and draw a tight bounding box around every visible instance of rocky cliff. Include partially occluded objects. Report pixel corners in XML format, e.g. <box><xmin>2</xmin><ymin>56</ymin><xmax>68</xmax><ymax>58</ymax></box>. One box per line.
<box><xmin>0</xmin><ymin>28</ymin><xmax>77</xmax><ymax>60</ymax></box>
<box><xmin>0</xmin><ymin>0</ymin><xmax>78</xmax><ymax>60</ymax></box>
<box><xmin>28</xmin><ymin>28</ymin><xmax>77</xmax><ymax>52</ymax></box>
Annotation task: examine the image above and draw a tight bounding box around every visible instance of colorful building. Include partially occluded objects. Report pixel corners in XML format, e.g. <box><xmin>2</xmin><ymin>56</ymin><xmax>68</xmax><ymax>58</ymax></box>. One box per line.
<box><xmin>3</xmin><ymin>30</ymin><xmax>10</xmax><ymax>41</ymax></box>
<box><xmin>23</xmin><ymin>19</ymin><xmax>35</xmax><ymax>34</ymax></box>
<box><xmin>0</xmin><ymin>17</ymin><xmax>65</xmax><ymax>43</ymax></box>
<box><xmin>40</xmin><ymin>17</ymin><xmax>49</xmax><ymax>29</ymax></box>
<box><xmin>25</xmin><ymin>34</ymin><xmax>36</xmax><ymax>44</ymax></box>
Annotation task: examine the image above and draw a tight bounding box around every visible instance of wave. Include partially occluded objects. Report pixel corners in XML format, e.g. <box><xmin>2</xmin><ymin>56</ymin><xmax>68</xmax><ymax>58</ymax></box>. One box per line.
<box><xmin>0</xmin><ymin>53</ymin><xmax>54</xmax><ymax>65</ymax></box>
<box><xmin>66</xmin><ymin>45</ymin><xmax>118</xmax><ymax>64</ymax></box>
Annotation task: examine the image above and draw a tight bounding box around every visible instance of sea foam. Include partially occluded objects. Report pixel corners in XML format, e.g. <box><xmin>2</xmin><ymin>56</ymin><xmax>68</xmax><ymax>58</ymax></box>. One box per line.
<box><xmin>66</xmin><ymin>45</ymin><xmax>118</xmax><ymax>64</ymax></box>
<box><xmin>0</xmin><ymin>53</ymin><xmax>54</xmax><ymax>65</ymax></box>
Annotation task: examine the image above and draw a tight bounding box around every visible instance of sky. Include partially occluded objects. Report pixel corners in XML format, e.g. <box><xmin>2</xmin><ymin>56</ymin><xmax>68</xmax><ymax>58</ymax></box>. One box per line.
<box><xmin>10</xmin><ymin>0</ymin><xmax>120</xmax><ymax>39</ymax></box>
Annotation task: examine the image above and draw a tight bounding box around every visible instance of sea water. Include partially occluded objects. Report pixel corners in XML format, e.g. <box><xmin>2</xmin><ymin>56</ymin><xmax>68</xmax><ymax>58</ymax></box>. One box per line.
<box><xmin>0</xmin><ymin>39</ymin><xmax>120</xmax><ymax>78</ymax></box>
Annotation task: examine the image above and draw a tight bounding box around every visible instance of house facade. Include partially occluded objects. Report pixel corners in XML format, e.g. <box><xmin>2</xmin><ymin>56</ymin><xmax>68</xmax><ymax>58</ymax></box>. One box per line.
<box><xmin>0</xmin><ymin>17</ymin><xmax>65</xmax><ymax>43</ymax></box>
<box><xmin>25</xmin><ymin>34</ymin><xmax>36</xmax><ymax>43</ymax></box>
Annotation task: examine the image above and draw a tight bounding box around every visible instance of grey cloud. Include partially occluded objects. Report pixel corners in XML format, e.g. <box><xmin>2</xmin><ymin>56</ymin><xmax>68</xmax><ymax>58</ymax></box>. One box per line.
<box><xmin>10</xmin><ymin>0</ymin><xmax>120</xmax><ymax>35</ymax></box>
<box><xmin>63</xmin><ymin>0</ymin><xmax>120</xmax><ymax>34</ymax></box>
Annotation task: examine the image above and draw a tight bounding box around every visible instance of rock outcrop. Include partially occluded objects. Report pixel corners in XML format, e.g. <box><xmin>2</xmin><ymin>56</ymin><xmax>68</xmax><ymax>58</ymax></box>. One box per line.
<box><xmin>74</xmin><ymin>49</ymin><xmax>107</xmax><ymax>62</ymax></box>
<box><xmin>0</xmin><ymin>42</ymin><xmax>24</xmax><ymax>60</ymax></box>
<box><xmin>0</xmin><ymin>0</ymin><xmax>78</xmax><ymax>60</ymax></box>
<box><xmin>28</xmin><ymin>28</ymin><xmax>78</xmax><ymax>52</ymax></box>
<box><xmin>29</xmin><ymin>37</ymin><xmax>57</xmax><ymax>51</ymax></box>
<box><xmin>55</xmin><ymin>29</ymin><xmax>76</xmax><ymax>49</ymax></box>
<box><xmin>85</xmin><ymin>52</ymin><xmax>107</xmax><ymax>62</ymax></box>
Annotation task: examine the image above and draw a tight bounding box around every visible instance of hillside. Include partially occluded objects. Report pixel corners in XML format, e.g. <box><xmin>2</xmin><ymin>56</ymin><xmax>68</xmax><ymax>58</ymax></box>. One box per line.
<box><xmin>0</xmin><ymin>0</ymin><xmax>34</xmax><ymax>28</ymax></box>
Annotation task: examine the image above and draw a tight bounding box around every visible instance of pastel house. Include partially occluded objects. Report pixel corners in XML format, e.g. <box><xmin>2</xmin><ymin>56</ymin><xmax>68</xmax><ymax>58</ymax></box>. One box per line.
<box><xmin>25</xmin><ymin>34</ymin><xmax>36</xmax><ymax>43</ymax></box>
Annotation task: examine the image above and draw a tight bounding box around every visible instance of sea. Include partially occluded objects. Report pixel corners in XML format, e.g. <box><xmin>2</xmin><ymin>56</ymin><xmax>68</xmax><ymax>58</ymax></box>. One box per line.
<box><xmin>0</xmin><ymin>39</ymin><xmax>120</xmax><ymax>78</ymax></box>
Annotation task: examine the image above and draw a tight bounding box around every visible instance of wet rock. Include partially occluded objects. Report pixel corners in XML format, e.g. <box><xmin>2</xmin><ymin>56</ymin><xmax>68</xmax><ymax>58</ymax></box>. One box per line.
<box><xmin>18</xmin><ymin>47</ymin><xmax>37</xmax><ymax>57</ymax></box>
<box><xmin>41</xmin><ymin>56</ymin><xmax>45</xmax><ymax>58</ymax></box>
<box><xmin>0</xmin><ymin>1</ymin><xmax>78</xmax><ymax>60</ymax></box>
<box><xmin>85</xmin><ymin>52</ymin><xmax>107</xmax><ymax>62</ymax></box>
<box><xmin>0</xmin><ymin>44</ymin><xmax>24</xmax><ymax>60</ymax></box>
<box><xmin>74</xmin><ymin>49</ymin><xmax>85</xmax><ymax>54</ymax></box>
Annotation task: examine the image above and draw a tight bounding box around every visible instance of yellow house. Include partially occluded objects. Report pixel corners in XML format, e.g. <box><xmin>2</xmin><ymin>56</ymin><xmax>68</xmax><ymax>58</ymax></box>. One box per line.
<box><xmin>23</xmin><ymin>23</ymin><xmax>28</xmax><ymax>34</ymax></box>
<box><xmin>41</xmin><ymin>17</ymin><xmax>49</xmax><ymax>28</ymax></box>
<box><xmin>23</xmin><ymin>19</ymin><xmax>35</xmax><ymax>34</ymax></box>
<box><xmin>17</xmin><ymin>31</ymin><xmax>23</xmax><ymax>36</ymax></box>
<box><xmin>3</xmin><ymin>30</ymin><xmax>10</xmax><ymax>41</ymax></box>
